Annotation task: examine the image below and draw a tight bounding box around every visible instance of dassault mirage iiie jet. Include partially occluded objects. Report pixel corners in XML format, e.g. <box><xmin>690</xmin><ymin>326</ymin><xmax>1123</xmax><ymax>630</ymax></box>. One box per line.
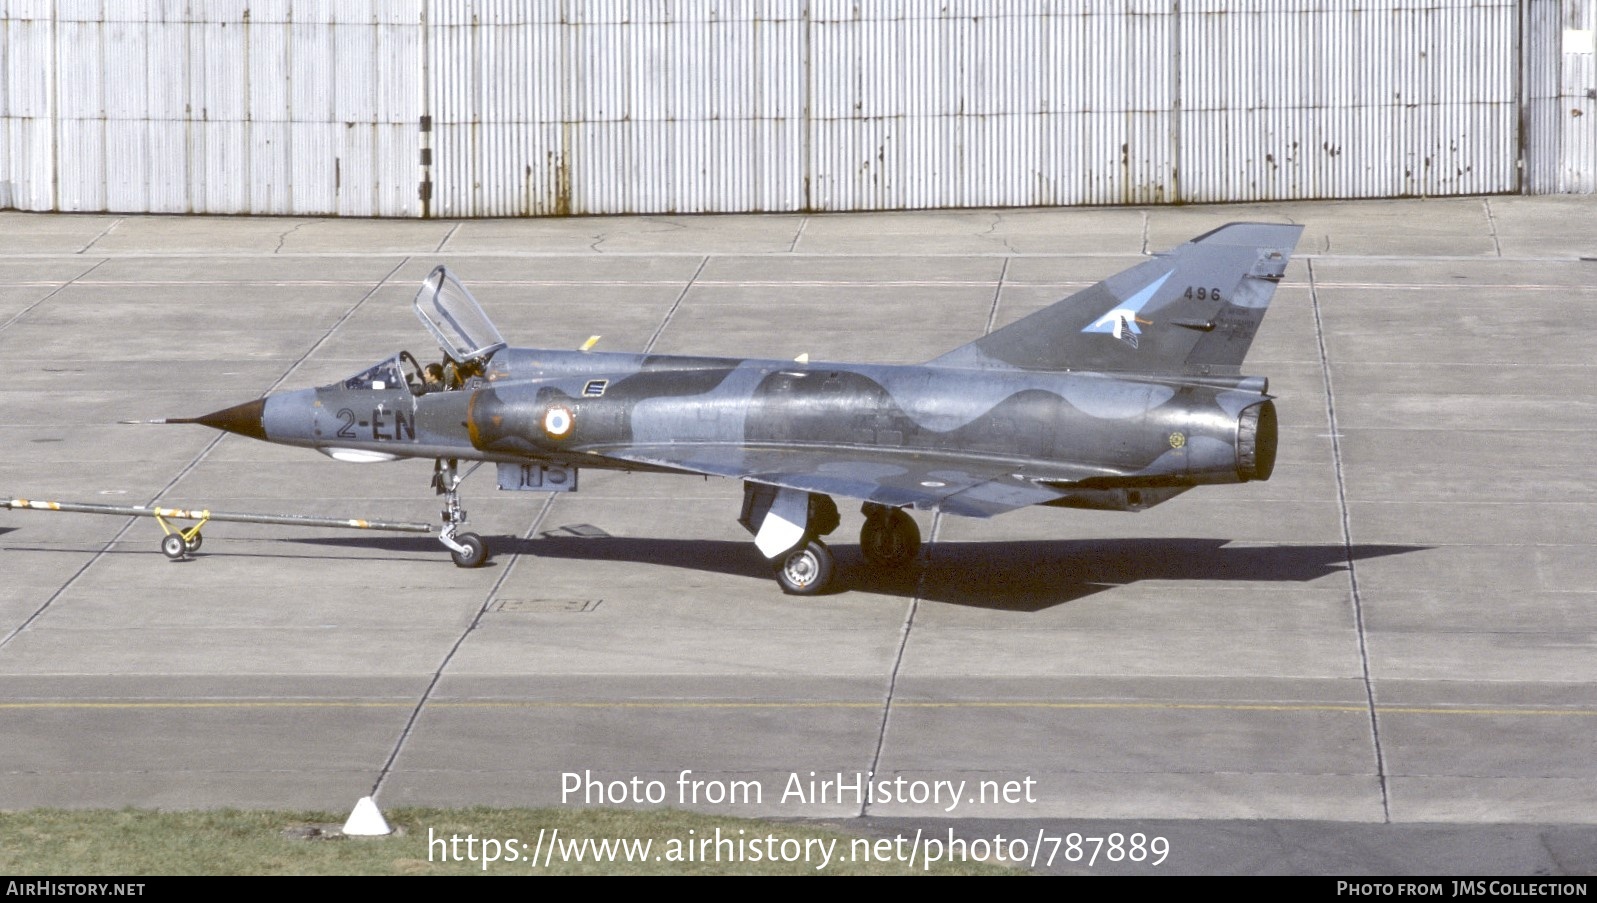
<box><xmin>164</xmin><ymin>223</ymin><xmax>1302</xmax><ymax>594</ymax></box>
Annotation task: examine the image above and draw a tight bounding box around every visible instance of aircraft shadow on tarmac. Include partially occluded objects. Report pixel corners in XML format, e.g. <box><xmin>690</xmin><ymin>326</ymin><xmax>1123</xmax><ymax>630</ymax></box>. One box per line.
<box><xmin>295</xmin><ymin>533</ymin><xmax>1426</xmax><ymax>611</ymax></box>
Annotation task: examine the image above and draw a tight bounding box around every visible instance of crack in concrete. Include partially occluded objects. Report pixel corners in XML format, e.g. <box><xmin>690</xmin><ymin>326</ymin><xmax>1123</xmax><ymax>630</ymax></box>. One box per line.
<box><xmin>978</xmin><ymin>211</ymin><xmax>1019</xmax><ymax>255</ymax></box>
<box><xmin>979</xmin><ymin>212</ymin><xmax>1001</xmax><ymax>240</ymax></box>
<box><xmin>274</xmin><ymin>221</ymin><xmax>310</xmax><ymax>255</ymax></box>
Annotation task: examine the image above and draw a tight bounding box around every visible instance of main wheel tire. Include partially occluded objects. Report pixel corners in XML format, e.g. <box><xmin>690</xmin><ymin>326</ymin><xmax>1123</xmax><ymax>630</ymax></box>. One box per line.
<box><xmin>860</xmin><ymin>508</ymin><xmax>920</xmax><ymax>568</ymax></box>
<box><xmin>184</xmin><ymin>532</ymin><xmax>203</xmax><ymax>554</ymax></box>
<box><xmin>449</xmin><ymin>532</ymin><xmax>489</xmax><ymax>568</ymax></box>
<box><xmin>774</xmin><ymin>539</ymin><xmax>834</xmax><ymax>595</ymax></box>
<box><xmin>161</xmin><ymin>533</ymin><xmax>188</xmax><ymax>561</ymax></box>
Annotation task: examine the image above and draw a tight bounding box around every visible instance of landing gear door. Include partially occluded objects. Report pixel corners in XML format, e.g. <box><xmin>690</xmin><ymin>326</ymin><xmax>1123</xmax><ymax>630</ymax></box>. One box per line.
<box><xmin>414</xmin><ymin>266</ymin><xmax>508</xmax><ymax>364</ymax></box>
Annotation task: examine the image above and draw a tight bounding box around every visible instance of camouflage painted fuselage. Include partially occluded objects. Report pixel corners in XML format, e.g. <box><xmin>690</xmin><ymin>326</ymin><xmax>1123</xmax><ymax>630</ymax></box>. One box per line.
<box><xmin>263</xmin><ymin>346</ymin><xmax>1275</xmax><ymax>518</ymax></box>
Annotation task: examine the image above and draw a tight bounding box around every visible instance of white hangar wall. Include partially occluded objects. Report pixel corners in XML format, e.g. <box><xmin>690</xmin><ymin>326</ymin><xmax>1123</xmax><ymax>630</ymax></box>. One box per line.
<box><xmin>1</xmin><ymin>0</ymin><xmax>1593</xmax><ymax>216</ymax></box>
<box><xmin>1524</xmin><ymin>0</ymin><xmax>1597</xmax><ymax>194</ymax></box>
<box><xmin>0</xmin><ymin>0</ymin><xmax>424</xmax><ymax>214</ymax></box>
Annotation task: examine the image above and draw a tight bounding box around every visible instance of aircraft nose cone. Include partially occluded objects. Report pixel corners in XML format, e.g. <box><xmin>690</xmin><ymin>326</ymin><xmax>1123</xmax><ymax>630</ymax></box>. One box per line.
<box><xmin>192</xmin><ymin>398</ymin><xmax>268</xmax><ymax>441</ymax></box>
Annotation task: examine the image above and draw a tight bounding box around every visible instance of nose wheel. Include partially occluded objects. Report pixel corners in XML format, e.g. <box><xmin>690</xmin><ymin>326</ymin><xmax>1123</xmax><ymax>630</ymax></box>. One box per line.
<box><xmin>447</xmin><ymin>531</ymin><xmax>487</xmax><ymax>568</ymax></box>
<box><xmin>435</xmin><ymin>458</ymin><xmax>490</xmax><ymax>568</ymax></box>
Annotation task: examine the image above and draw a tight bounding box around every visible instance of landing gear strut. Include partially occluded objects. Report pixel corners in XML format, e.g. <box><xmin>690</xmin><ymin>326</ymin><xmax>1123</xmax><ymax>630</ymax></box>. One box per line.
<box><xmin>434</xmin><ymin>458</ymin><xmax>489</xmax><ymax>568</ymax></box>
<box><xmin>741</xmin><ymin>483</ymin><xmax>840</xmax><ymax>595</ymax></box>
<box><xmin>860</xmin><ymin>503</ymin><xmax>920</xmax><ymax>568</ymax></box>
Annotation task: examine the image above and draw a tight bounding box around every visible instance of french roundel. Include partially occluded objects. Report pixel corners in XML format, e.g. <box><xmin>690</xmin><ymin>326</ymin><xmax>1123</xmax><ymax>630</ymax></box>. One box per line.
<box><xmin>543</xmin><ymin>404</ymin><xmax>574</xmax><ymax>439</ymax></box>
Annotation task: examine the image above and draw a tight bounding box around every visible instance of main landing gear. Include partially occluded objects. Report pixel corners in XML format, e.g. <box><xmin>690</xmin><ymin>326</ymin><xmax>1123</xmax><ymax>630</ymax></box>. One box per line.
<box><xmin>860</xmin><ymin>502</ymin><xmax>921</xmax><ymax>569</ymax></box>
<box><xmin>774</xmin><ymin>539</ymin><xmax>835</xmax><ymax>595</ymax></box>
<box><xmin>741</xmin><ymin>483</ymin><xmax>921</xmax><ymax>595</ymax></box>
<box><xmin>434</xmin><ymin>458</ymin><xmax>489</xmax><ymax>568</ymax></box>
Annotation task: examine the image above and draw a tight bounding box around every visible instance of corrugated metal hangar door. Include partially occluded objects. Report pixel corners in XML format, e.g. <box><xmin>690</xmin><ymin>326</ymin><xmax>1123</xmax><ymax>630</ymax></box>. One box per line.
<box><xmin>2</xmin><ymin>1</ymin><xmax>1592</xmax><ymax>216</ymax></box>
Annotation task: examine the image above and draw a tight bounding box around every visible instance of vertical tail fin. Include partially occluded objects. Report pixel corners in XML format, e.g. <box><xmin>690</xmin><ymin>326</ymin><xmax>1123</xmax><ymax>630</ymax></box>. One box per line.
<box><xmin>931</xmin><ymin>222</ymin><xmax>1304</xmax><ymax>375</ymax></box>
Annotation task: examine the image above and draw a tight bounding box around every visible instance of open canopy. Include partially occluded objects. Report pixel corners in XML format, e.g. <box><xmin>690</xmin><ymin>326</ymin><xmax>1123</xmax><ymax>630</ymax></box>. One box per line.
<box><xmin>413</xmin><ymin>266</ymin><xmax>507</xmax><ymax>363</ymax></box>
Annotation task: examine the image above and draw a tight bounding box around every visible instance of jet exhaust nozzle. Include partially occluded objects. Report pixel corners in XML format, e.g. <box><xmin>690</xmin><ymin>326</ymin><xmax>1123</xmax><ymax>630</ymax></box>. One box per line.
<box><xmin>1236</xmin><ymin>400</ymin><xmax>1278</xmax><ymax>482</ymax></box>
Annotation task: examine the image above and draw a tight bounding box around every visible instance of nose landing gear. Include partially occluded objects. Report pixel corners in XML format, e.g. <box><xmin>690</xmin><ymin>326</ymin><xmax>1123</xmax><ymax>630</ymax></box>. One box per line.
<box><xmin>434</xmin><ymin>458</ymin><xmax>489</xmax><ymax>568</ymax></box>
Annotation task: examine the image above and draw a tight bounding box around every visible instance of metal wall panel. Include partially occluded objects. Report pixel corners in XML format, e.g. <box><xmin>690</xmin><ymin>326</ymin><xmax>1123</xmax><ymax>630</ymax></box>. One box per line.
<box><xmin>2</xmin><ymin>9</ymin><xmax>56</xmax><ymax>209</ymax></box>
<box><xmin>2</xmin><ymin>1</ymin><xmax>1593</xmax><ymax>214</ymax></box>
<box><xmin>1</xmin><ymin>0</ymin><xmax>424</xmax><ymax>215</ymax></box>
<box><xmin>1179</xmin><ymin>0</ymin><xmax>1519</xmax><ymax>202</ymax></box>
<box><xmin>1557</xmin><ymin>0</ymin><xmax>1597</xmax><ymax>191</ymax></box>
<box><xmin>809</xmin><ymin>2</ymin><xmax>1177</xmax><ymax>210</ymax></box>
<box><xmin>427</xmin><ymin>0</ymin><xmax>569</xmax><ymax>217</ymax></box>
<box><xmin>51</xmin><ymin>10</ymin><xmax>103</xmax><ymax>211</ymax></box>
<box><xmin>1522</xmin><ymin>1</ymin><xmax>1561</xmax><ymax>194</ymax></box>
<box><xmin>1521</xmin><ymin>0</ymin><xmax>1596</xmax><ymax>194</ymax></box>
<box><xmin>427</xmin><ymin>0</ymin><xmax>807</xmax><ymax>216</ymax></box>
